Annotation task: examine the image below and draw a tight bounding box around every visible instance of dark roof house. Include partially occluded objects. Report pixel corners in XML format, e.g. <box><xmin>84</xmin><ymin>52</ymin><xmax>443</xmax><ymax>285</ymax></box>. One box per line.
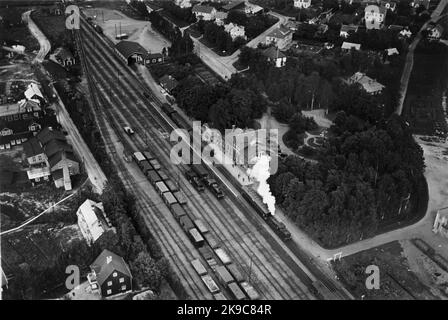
<box><xmin>159</xmin><ymin>75</ymin><xmax>179</xmax><ymax>93</ymax></box>
<box><xmin>89</xmin><ymin>249</ymin><xmax>133</xmax><ymax>297</ymax></box>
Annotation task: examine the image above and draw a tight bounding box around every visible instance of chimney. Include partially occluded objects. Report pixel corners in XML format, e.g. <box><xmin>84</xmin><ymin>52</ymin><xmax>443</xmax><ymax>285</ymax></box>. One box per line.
<box><xmin>107</xmin><ymin>256</ymin><xmax>113</xmax><ymax>264</ymax></box>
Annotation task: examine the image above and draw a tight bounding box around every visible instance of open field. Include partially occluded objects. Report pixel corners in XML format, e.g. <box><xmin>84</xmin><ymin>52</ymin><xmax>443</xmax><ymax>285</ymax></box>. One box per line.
<box><xmin>83</xmin><ymin>7</ymin><xmax>170</xmax><ymax>54</ymax></box>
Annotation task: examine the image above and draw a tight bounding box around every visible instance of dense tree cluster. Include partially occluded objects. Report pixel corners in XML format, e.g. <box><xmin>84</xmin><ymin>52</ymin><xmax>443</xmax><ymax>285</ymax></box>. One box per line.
<box><xmin>156</xmin><ymin>1</ymin><xmax>197</xmax><ymax>24</ymax></box>
<box><xmin>172</xmin><ymin>74</ymin><xmax>267</xmax><ymax>131</ymax></box>
<box><xmin>269</xmin><ymin>114</ymin><xmax>425</xmax><ymax>247</ymax></box>
<box><xmin>198</xmin><ymin>20</ymin><xmax>246</xmax><ymax>53</ymax></box>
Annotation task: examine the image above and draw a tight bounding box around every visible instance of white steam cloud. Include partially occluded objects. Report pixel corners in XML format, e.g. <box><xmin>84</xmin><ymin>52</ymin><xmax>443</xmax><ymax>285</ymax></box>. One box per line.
<box><xmin>247</xmin><ymin>155</ymin><xmax>276</xmax><ymax>215</ymax></box>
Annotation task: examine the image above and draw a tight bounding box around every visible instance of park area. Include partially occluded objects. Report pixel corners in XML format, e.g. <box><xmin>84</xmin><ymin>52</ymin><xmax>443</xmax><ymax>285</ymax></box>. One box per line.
<box><xmin>82</xmin><ymin>7</ymin><xmax>171</xmax><ymax>54</ymax></box>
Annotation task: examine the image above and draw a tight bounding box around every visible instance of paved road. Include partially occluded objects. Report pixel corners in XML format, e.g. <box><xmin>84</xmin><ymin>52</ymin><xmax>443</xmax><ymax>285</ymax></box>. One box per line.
<box><xmin>22</xmin><ymin>10</ymin><xmax>51</xmax><ymax>63</ymax></box>
<box><xmin>396</xmin><ymin>0</ymin><xmax>448</xmax><ymax>115</ymax></box>
<box><xmin>24</xmin><ymin>10</ymin><xmax>107</xmax><ymax>193</ymax></box>
<box><xmin>191</xmin><ymin>11</ymin><xmax>290</xmax><ymax>80</ymax></box>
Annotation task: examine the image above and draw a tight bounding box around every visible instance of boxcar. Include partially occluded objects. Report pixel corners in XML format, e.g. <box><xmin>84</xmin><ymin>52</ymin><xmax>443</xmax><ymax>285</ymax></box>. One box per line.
<box><xmin>240</xmin><ymin>282</ymin><xmax>260</xmax><ymax>300</ymax></box>
<box><xmin>158</xmin><ymin>170</ymin><xmax>169</xmax><ymax>181</ymax></box>
<box><xmin>203</xmin><ymin>233</ymin><xmax>219</xmax><ymax>249</ymax></box>
<box><xmin>226</xmin><ymin>264</ymin><xmax>245</xmax><ymax>283</ymax></box>
<box><xmin>143</xmin><ymin>151</ymin><xmax>155</xmax><ymax>161</ymax></box>
<box><xmin>179</xmin><ymin>215</ymin><xmax>194</xmax><ymax>231</ymax></box>
<box><xmin>191</xmin><ymin>259</ymin><xmax>207</xmax><ymax>276</ymax></box>
<box><xmin>133</xmin><ymin>152</ymin><xmax>146</xmax><ymax>167</ymax></box>
<box><xmin>140</xmin><ymin>161</ymin><xmax>153</xmax><ymax>174</ymax></box>
<box><xmin>146</xmin><ymin>170</ymin><xmax>162</xmax><ymax>184</ymax></box>
<box><xmin>155</xmin><ymin>181</ymin><xmax>169</xmax><ymax>195</ymax></box>
<box><xmin>165</xmin><ymin>179</ymin><xmax>179</xmax><ymax>192</ymax></box>
<box><xmin>171</xmin><ymin>203</ymin><xmax>186</xmax><ymax>220</ymax></box>
<box><xmin>214</xmin><ymin>266</ymin><xmax>235</xmax><ymax>286</ymax></box>
<box><xmin>149</xmin><ymin>159</ymin><xmax>161</xmax><ymax>171</ymax></box>
<box><xmin>162</xmin><ymin>191</ymin><xmax>177</xmax><ymax>206</ymax></box>
<box><xmin>228</xmin><ymin>282</ymin><xmax>246</xmax><ymax>300</ymax></box>
<box><xmin>201</xmin><ymin>275</ymin><xmax>220</xmax><ymax>294</ymax></box>
<box><xmin>189</xmin><ymin>228</ymin><xmax>205</xmax><ymax>247</ymax></box>
<box><xmin>173</xmin><ymin>190</ymin><xmax>188</xmax><ymax>205</ymax></box>
<box><xmin>215</xmin><ymin>248</ymin><xmax>231</xmax><ymax>265</ymax></box>
<box><xmin>213</xmin><ymin>293</ymin><xmax>227</xmax><ymax>300</ymax></box>
<box><xmin>193</xmin><ymin>219</ymin><xmax>209</xmax><ymax>234</ymax></box>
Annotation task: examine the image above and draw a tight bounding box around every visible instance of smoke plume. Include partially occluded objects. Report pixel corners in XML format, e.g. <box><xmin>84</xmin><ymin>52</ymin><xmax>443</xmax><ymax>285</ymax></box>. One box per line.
<box><xmin>247</xmin><ymin>155</ymin><xmax>276</xmax><ymax>215</ymax></box>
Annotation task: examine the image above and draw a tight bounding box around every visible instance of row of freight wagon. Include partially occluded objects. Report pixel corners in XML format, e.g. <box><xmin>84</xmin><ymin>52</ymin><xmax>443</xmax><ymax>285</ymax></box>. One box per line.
<box><xmin>159</xmin><ymin>102</ymin><xmax>292</xmax><ymax>242</ymax></box>
<box><xmin>133</xmin><ymin>151</ymin><xmax>260</xmax><ymax>300</ymax></box>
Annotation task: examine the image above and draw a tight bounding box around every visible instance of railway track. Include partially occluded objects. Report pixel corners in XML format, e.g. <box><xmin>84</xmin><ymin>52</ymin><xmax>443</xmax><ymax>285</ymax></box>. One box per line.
<box><xmin>75</xmin><ymin>17</ymin><xmax>328</xmax><ymax>299</ymax></box>
<box><xmin>75</xmin><ymin>30</ymin><xmax>216</xmax><ymax>299</ymax></box>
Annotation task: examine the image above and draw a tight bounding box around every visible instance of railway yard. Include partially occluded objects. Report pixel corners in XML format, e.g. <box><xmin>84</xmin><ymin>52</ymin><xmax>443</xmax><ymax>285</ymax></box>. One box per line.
<box><xmin>73</xmin><ymin>15</ymin><xmax>338</xmax><ymax>300</ymax></box>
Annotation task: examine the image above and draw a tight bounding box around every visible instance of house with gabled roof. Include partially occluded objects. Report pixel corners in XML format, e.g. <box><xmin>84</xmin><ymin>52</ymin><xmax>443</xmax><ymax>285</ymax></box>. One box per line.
<box><xmin>262</xmin><ymin>47</ymin><xmax>286</xmax><ymax>68</ymax></box>
<box><xmin>265</xmin><ymin>25</ymin><xmax>293</xmax><ymax>50</ymax></box>
<box><xmin>192</xmin><ymin>5</ymin><xmax>217</xmax><ymax>20</ymax></box>
<box><xmin>347</xmin><ymin>72</ymin><xmax>385</xmax><ymax>95</ymax></box>
<box><xmin>88</xmin><ymin>249</ymin><xmax>133</xmax><ymax>298</ymax></box>
<box><xmin>340</xmin><ymin>24</ymin><xmax>359</xmax><ymax>38</ymax></box>
<box><xmin>341</xmin><ymin>41</ymin><xmax>361</xmax><ymax>51</ymax></box>
<box><xmin>77</xmin><ymin>199</ymin><xmax>115</xmax><ymax>245</ymax></box>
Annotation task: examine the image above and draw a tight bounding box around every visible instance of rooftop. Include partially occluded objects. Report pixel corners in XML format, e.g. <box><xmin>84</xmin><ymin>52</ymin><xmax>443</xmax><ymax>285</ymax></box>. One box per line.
<box><xmin>192</xmin><ymin>5</ymin><xmax>216</xmax><ymax>14</ymax></box>
<box><xmin>90</xmin><ymin>249</ymin><xmax>132</xmax><ymax>286</ymax></box>
<box><xmin>349</xmin><ymin>72</ymin><xmax>385</xmax><ymax>94</ymax></box>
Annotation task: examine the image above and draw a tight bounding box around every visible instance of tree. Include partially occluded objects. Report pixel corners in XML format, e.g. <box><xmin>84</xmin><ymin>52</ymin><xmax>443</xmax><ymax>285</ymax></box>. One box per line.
<box><xmin>130</xmin><ymin>252</ymin><xmax>162</xmax><ymax>291</ymax></box>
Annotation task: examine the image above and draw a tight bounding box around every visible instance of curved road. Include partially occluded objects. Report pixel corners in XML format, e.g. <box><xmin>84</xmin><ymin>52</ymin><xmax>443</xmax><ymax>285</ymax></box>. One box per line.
<box><xmin>22</xmin><ymin>10</ymin><xmax>51</xmax><ymax>63</ymax></box>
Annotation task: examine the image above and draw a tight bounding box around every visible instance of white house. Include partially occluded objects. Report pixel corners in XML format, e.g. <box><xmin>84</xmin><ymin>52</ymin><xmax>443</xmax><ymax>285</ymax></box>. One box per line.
<box><xmin>192</xmin><ymin>5</ymin><xmax>217</xmax><ymax>21</ymax></box>
<box><xmin>427</xmin><ymin>23</ymin><xmax>443</xmax><ymax>40</ymax></box>
<box><xmin>265</xmin><ymin>25</ymin><xmax>293</xmax><ymax>50</ymax></box>
<box><xmin>294</xmin><ymin>0</ymin><xmax>311</xmax><ymax>8</ymax></box>
<box><xmin>364</xmin><ymin>4</ymin><xmax>386</xmax><ymax>30</ymax></box>
<box><xmin>347</xmin><ymin>72</ymin><xmax>385</xmax><ymax>95</ymax></box>
<box><xmin>175</xmin><ymin>0</ymin><xmax>192</xmax><ymax>8</ymax></box>
<box><xmin>341</xmin><ymin>41</ymin><xmax>361</xmax><ymax>51</ymax></box>
<box><xmin>224</xmin><ymin>23</ymin><xmax>247</xmax><ymax>40</ymax></box>
<box><xmin>399</xmin><ymin>27</ymin><xmax>412</xmax><ymax>38</ymax></box>
<box><xmin>215</xmin><ymin>11</ymin><xmax>228</xmax><ymax>26</ymax></box>
<box><xmin>11</xmin><ymin>45</ymin><xmax>26</xmax><ymax>54</ymax></box>
<box><xmin>433</xmin><ymin>207</ymin><xmax>448</xmax><ymax>238</ymax></box>
<box><xmin>262</xmin><ymin>47</ymin><xmax>286</xmax><ymax>68</ymax></box>
<box><xmin>244</xmin><ymin>2</ymin><xmax>263</xmax><ymax>14</ymax></box>
<box><xmin>77</xmin><ymin>199</ymin><xmax>114</xmax><ymax>245</ymax></box>
<box><xmin>24</xmin><ymin>83</ymin><xmax>44</xmax><ymax>102</ymax></box>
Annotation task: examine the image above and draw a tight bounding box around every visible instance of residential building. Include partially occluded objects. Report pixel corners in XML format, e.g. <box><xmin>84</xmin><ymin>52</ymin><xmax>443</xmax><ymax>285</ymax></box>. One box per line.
<box><xmin>77</xmin><ymin>199</ymin><xmax>115</xmax><ymax>245</ymax></box>
<box><xmin>192</xmin><ymin>5</ymin><xmax>217</xmax><ymax>20</ymax></box>
<box><xmin>364</xmin><ymin>4</ymin><xmax>386</xmax><ymax>30</ymax></box>
<box><xmin>48</xmin><ymin>151</ymin><xmax>80</xmax><ymax>176</ymax></box>
<box><xmin>347</xmin><ymin>72</ymin><xmax>385</xmax><ymax>95</ymax></box>
<box><xmin>145</xmin><ymin>53</ymin><xmax>164</xmax><ymax>65</ymax></box>
<box><xmin>51</xmin><ymin>47</ymin><xmax>76</xmax><ymax>67</ymax></box>
<box><xmin>221</xmin><ymin>0</ymin><xmax>245</xmax><ymax>12</ymax></box>
<box><xmin>175</xmin><ymin>0</ymin><xmax>192</xmax><ymax>8</ymax></box>
<box><xmin>88</xmin><ymin>249</ymin><xmax>133</xmax><ymax>298</ymax></box>
<box><xmin>340</xmin><ymin>24</ymin><xmax>359</xmax><ymax>38</ymax></box>
<box><xmin>294</xmin><ymin>0</ymin><xmax>311</xmax><ymax>9</ymax></box>
<box><xmin>159</xmin><ymin>75</ymin><xmax>179</xmax><ymax>94</ymax></box>
<box><xmin>224</xmin><ymin>23</ymin><xmax>247</xmax><ymax>40</ymax></box>
<box><xmin>427</xmin><ymin>23</ymin><xmax>443</xmax><ymax>40</ymax></box>
<box><xmin>385</xmin><ymin>47</ymin><xmax>399</xmax><ymax>56</ymax></box>
<box><xmin>341</xmin><ymin>41</ymin><xmax>361</xmax><ymax>51</ymax></box>
<box><xmin>215</xmin><ymin>11</ymin><xmax>228</xmax><ymax>26</ymax></box>
<box><xmin>24</xmin><ymin>83</ymin><xmax>44</xmax><ymax>103</ymax></box>
<box><xmin>262</xmin><ymin>47</ymin><xmax>286</xmax><ymax>68</ymax></box>
<box><xmin>0</xmin><ymin>114</ymin><xmax>58</xmax><ymax>150</ymax></box>
<box><xmin>0</xmin><ymin>99</ymin><xmax>42</xmax><ymax>123</ymax></box>
<box><xmin>399</xmin><ymin>27</ymin><xmax>412</xmax><ymax>38</ymax></box>
<box><xmin>380</xmin><ymin>0</ymin><xmax>396</xmax><ymax>11</ymax></box>
<box><xmin>411</xmin><ymin>0</ymin><xmax>431</xmax><ymax>10</ymax></box>
<box><xmin>244</xmin><ymin>2</ymin><xmax>263</xmax><ymax>15</ymax></box>
<box><xmin>433</xmin><ymin>207</ymin><xmax>448</xmax><ymax>238</ymax></box>
<box><xmin>265</xmin><ymin>25</ymin><xmax>293</xmax><ymax>50</ymax></box>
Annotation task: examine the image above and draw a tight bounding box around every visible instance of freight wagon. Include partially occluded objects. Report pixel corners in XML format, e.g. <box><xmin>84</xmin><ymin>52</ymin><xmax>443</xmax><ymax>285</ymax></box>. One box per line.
<box><xmin>191</xmin><ymin>259</ymin><xmax>207</xmax><ymax>276</ymax></box>
<box><xmin>215</xmin><ymin>248</ymin><xmax>231</xmax><ymax>265</ymax></box>
<box><xmin>240</xmin><ymin>281</ymin><xmax>260</xmax><ymax>300</ymax></box>
<box><xmin>194</xmin><ymin>219</ymin><xmax>209</xmax><ymax>234</ymax></box>
<box><xmin>173</xmin><ymin>190</ymin><xmax>188</xmax><ymax>205</ymax></box>
<box><xmin>189</xmin><ymin>228</ymin><xmax>205</xmax><ymax>247</ymax></box>
<box><xmin>202</xmin><ymin>275</ymin><xmax>220</xmax><ymax>294</ymax></box>
<box><xmin>214</xmin><ymin>265</ymin><xmax>235</xmax><ymax>286</ymax></box>
<box><xmin>171</xmin><ymin>203</ymin><xmax>186</xmax><ymax>220</ymax></box>
<box><xmin>228</xmin><ymin>282</ymin><xmax>246</xmax><ymax>300</ymax></box>
<box><xmin>226</xmin><ymin>264</ymin><xmax>245</xmax><ymax>283</ymax></box>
